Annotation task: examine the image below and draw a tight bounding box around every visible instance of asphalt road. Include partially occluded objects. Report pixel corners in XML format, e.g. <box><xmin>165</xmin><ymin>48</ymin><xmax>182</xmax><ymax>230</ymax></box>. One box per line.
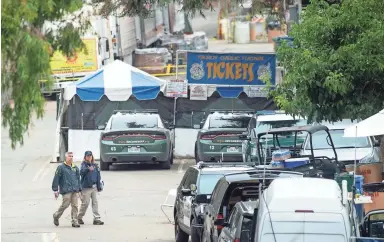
<box><xmin>1</xmin><ymin>101</ymin><xmax>195</xmax><ymax>242</ymax></box>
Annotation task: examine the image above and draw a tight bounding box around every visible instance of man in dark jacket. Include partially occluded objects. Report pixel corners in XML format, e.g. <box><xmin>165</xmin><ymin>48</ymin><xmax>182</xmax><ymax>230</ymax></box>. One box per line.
<box><xmin>52</xmin><ymin>151</ymin><xmax>82</xmax><ymax>227</ymax></box>
<box><xmin>78</xmin><ymin>151</ymin><xmax>104</xmax><ymax>225</ymax></box>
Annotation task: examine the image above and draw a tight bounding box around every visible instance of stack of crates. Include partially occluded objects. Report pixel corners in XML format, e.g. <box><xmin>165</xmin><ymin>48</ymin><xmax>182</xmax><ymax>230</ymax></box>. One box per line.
<box><xmin>335</xmin><ymin>173</ymin><xmax>364</xmax><ymax>220</ymax></box>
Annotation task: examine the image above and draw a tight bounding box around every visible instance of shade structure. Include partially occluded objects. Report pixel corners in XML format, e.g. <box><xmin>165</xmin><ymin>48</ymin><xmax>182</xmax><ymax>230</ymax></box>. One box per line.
<box><xmin>344</xmin><ymin>109</ymin><xmax>384</xmax><ymax>137</ymax></box>
<box><xmin>63</xmin><ymin>60</ymin><xmax>167</xmax><ymax>101</ymax></box>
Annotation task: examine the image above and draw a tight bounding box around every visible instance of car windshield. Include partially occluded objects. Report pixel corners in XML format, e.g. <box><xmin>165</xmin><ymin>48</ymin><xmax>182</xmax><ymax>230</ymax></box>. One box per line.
<box><xmin>209</xmin><ymin>115</ymin><xmax>251</xmax><ymax>129</ymax></box>
<box><xmin>256</xmin><ymin>119</ymin><xmax>307</xmax><ymax>134</ymax></box>
<box><xmin>111</xmin><ymin>115</ymin><xmax>158</xmax><ymax>129</ymax></box>
<box><xmin>307</xmin><ymin>129</ymin><xmax>371</xmax><ymax>150</ymax></box>
<box><xmin>198</xmin><ymin>174</ymin><xmax>225</xmax><ymax>194</ymax></box>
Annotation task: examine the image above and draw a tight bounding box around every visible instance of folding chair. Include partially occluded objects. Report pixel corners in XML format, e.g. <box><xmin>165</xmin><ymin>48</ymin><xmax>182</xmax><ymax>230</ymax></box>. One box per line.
<box><xmin>160</xmin><ymin>188</ymin><xmax>177</xmax><ymax>225</ymax></box>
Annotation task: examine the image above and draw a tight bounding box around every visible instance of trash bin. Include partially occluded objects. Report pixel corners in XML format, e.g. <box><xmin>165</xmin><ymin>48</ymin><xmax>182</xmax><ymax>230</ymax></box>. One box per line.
<box><xmin>335</xmin><ymin>173</ymin><xmax>364</xmax><ymax>193</ymax></box>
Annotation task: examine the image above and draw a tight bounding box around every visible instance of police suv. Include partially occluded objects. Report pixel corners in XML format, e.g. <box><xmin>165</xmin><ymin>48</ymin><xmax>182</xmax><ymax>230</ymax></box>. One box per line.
<box><xmin>174</xmin><ymin>162</ymin><xmax>255</xmax><ymax>242</ymax></box>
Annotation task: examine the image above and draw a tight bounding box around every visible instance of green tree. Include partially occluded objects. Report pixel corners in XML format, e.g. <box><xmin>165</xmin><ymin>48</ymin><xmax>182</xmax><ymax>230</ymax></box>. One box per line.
<box><xmin>274</xmin><ymin>0</ymin><xmax>384</xmax><ymax>123</ymax></box>
<box><xmin>1</xmin><ymin>0</ymin><xmax>90</xmax><ymax>149</ymax></box>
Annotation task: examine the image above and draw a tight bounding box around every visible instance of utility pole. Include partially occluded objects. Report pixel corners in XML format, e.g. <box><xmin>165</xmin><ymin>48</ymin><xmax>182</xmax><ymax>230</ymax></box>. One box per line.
<box><xmin>115</xmin><ymin>14</ymin><xmax>123</xmax><ymax>60</ymax></box>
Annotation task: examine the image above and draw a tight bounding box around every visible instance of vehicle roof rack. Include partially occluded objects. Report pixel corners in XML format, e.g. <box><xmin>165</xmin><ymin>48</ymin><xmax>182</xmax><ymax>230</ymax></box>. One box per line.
<box><xmin>224</xmin><ymin>169</ymin><xmax>304</xmax><ymax>177</ymax></box>
<box><xmin>209</xmin><ymin>109</ymin><xmax>255</xmax><ymax>114</ymax></box>
<box><xmin>196</xmin><ymin>161</ymin><xmax>256</xmax><ymax>169</ymax></box>
<box><xmin>257</xmin><ymin>124</ymin><xmax>328</xmax><ymax>138</ymax></box>
<box><xmin>256</xmin><ymin>110</ymin><xmax>286</xmax><ymax>115</ymax></box>
<box><xmin>113</xmin><ymin>109</ymin><xmax>159</xmax><ymax>114</ymax></box>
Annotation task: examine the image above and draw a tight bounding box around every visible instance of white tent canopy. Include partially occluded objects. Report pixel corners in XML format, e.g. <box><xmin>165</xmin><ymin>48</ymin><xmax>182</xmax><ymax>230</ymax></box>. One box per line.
<box><xmin>344</xmin><ymin>109</ymin><xmax>384</xmax><ymax>137</ymax></box>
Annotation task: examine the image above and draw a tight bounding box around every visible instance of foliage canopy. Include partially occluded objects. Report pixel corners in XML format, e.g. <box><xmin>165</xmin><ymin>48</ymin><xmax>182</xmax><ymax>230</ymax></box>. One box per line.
<box><xmin>1</xmin><ymin>0</ymin><xmax>88</xmax><ymax>148</ymax></box>
<box><xmin>274</xmin><ymin>0</ymin><xmax>384</xmax><ymax>122</ymax></box>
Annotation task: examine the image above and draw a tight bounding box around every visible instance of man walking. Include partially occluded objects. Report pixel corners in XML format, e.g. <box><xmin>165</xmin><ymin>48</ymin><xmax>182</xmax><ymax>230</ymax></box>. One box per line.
<box><xmin>78</xmin><ymin>151</ymin><xmax>104</xmax><ymax>225</ymax></box>
<box><xmin>52</xmin><ymin>151</ymin><xmax>82</xmax><ymax>227</ymax></box>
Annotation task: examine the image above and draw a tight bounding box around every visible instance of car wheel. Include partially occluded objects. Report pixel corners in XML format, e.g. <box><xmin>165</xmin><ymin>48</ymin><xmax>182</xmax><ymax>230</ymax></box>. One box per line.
<box><xmin>100</xmin><ymin>157</ymin><xmax>110</xmax><ymax>171</ymax></box>
<box><xmin>160</xmin><ymin>157</ymin><xmax>171</xmax><ymax>170</ymax></box>
<box><xmin>175</xmin><ymin>217</ymin><xmax>189</xmax><ymax>242</ymax></box>
<box><xmin>170</xmin><ymin>150</ymin><xmax>174</xmax><ymax>165</ymax></box>
<box><xmin>191</xmin><ymin>217</ymin><xmax>201</xmax><ymax>242</ymax></box>
<box><xmin>195</xmin><ymin>144</ymin><xmax>200</xmax><ymax>164</ymax></box>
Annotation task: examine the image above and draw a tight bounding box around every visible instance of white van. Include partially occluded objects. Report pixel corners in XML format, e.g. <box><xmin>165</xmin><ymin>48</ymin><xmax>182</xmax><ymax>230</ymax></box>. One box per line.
<box><xmin>254</xmin><ymin>177</ymin><xmax>359</xmax><ymax>242</ymax></box>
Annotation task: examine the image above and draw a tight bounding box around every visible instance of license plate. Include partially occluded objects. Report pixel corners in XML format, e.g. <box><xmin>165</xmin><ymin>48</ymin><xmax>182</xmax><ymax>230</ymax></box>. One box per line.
<box><xmin>128</xmin><ymin>147</ymin><xmax>140</xmax><ymax>152</ymax></box>
<box><xmin>227</xmin><ymin>147</ymin><xmax>239</xmax><ymax>152</ymax></box>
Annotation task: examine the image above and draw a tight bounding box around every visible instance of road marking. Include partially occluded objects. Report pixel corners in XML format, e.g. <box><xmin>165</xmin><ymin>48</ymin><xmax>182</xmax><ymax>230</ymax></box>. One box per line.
<box><xmin>177</xmin><ymin>159</ymin><xmax>185</xmax><ymax>173</ymax></box>
<box><xmin>32</xmin><ymin>158</ymin><xmax>53</xmax><ymax>182</ymax></box>
<box><xmin>42</xmin><ymin>233</ymin><xmax>59</xmax><ymax>242</ymax></box>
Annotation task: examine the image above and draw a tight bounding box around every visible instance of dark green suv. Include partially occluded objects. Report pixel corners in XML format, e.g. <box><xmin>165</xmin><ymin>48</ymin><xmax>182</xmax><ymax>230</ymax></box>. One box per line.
<box><xmin>240</xmin><ymin>111</ymin><xmax>307</xmax><ymax>164</ymax></box>
<box><xmin>98</xmin><ymin>110</ymin><xmax>174</xmax><ymax>170</ymax></box>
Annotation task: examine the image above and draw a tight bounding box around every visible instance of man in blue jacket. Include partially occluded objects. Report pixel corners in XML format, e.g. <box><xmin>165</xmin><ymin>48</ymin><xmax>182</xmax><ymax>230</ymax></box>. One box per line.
<box><xmin>78</xmin><ymin>151</ymin><xmax>104</xmax><ymax>225</ymax></box>
<box><xmin>52</xmin><ymin>151</ymin><xmax>82</xmax><ymax>227</ymax></box>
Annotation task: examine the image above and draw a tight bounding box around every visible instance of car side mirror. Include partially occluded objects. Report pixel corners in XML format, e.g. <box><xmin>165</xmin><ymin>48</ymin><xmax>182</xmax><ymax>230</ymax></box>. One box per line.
<box><xmin>195</xmin><ymin>194</ymin><xmax>209</xmax><ymax>203</ymax></box>
<box><xmin>373</xmin><ymin>139</ymin><xmax>380</xmax><ymax>147</ymax></box>
<box><xmin>190</xmin><ymin>184</ymin><xmax>197</xmax><ymax>192</ymax></box>
<box><xmin>364</xmin><ymin>209</ymin><xmax>384</xmax><ymax>237</ymax></box>
<box><xmin>97</xmin><ymin>124</ymin><xmax>106</xmax><ymax>130</ymax></box>
<box><xmin>168</xmin><ymin>124</ymin><xmax>175</xmax><ymax>129</ymax></box>
<box><xmin>214</xmin><ymin>218</ymin><xmax>229</xmax><ymax>227</ymax></box>
<box><xmin>200</xmin><ymin>120</ymin><xmax>205</xmax><ymax>129</ymax></box>
<box><xmin>181</xmin><ymin>188</ymin><xmax>191</xmax><ymax>196</ymax></box>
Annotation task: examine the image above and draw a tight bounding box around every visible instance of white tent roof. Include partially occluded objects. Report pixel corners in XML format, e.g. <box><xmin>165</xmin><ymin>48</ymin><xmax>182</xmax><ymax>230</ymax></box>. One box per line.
<box><xmin>344</xmin><ymin>109</ymin><xmax>384</xmax><ymax>137</ymax></box>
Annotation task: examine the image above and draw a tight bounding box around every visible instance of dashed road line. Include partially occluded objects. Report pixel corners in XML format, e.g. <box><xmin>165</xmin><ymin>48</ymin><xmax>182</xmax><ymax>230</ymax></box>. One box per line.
<box><xmin>177</xmin><ymin>159</ymin><xmax>185</xmax><ymax>173</ymax></box>
<box><xmin>42</xmin><ymin>232</ymin><xmax>60</xmax><ymax>242</ymax></box>
<box><xmin>32</xmin><ymin>158</ymin><xmax>54</xmax><ymax>182</ymax></box>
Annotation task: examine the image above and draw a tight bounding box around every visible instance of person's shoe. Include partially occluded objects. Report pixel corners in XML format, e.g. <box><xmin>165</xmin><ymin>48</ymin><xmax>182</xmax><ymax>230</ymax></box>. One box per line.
<box><xmin>78</xmin><ymin>219</ymin><xmax>84</xmax><ymax>225</ymax></box>
<box><xmin>53</xmin><ymin>215</ymin><xmax>59</xmax><ymax>226</ymax></box>
<box><xmin>72</xmin><ymin>222</ymin><xmax>80</xmax><ymax>228</ymax></box>
<box><xmin>93</xmin><ymin>219</ymin><xmax>104</xmax><ymax>225</ymax></box>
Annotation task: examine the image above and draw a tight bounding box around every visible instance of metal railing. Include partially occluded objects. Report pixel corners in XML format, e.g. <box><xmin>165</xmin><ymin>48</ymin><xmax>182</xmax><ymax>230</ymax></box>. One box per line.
<box><xmin>136</xmin><ymin>64</ymin><xmax>187</xmax><ymax>77</ymax></box>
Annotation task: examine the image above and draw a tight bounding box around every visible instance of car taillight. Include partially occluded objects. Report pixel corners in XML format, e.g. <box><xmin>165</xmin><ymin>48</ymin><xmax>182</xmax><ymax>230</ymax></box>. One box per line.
<box><xmin>200</xmin><ymin>134</ymin><xmax>216</xmax><ymax>140</ymax></box>
<box><xmin>234</xmin><ymin>239</ymin><xmax>240</xmax><ymax>242</ymax></box>
<box><xmin>216</xmin><ymin>214</ymin><xmax>224</xmax><ymax>230</ymax></box>
<box><xmin>295</xmin><ymin>210</ymin><xmax>314</xmax><ymax>213</ymax></box>
<box><xmin>102</xmin><ymin>135</ymin><xmax>117</xmax><ymax>140</ymax></box>
<box><xmin>151</xmin><ymin>134</ymin><xmax>166</xmax><ymax>140</ymax></box>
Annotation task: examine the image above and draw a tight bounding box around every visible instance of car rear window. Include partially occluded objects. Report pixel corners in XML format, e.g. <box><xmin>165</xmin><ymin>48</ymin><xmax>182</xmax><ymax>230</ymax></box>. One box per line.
<box><xmin>221</xmin><ymin>183</ymin><xmax>260</xmax><ymax>217</ymax></box>
<box><xmin>111</xmin><ymin>115</ymin><xmax>158</xmax><ymax>129</ymax></box>
<box><xmin>209</xmin><ymin>115</ymin><xmax>251</xmax><ymax>129</ymax></box>
<box><xmin>260</xmin><ymin>212</ymin><xmax>347</xmax><ymax>242</ymax></box>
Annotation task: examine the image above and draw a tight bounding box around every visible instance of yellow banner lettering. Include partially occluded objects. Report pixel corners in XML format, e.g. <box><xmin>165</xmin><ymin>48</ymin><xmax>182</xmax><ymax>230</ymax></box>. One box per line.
<box><xmin>247</xmin><ymin>63</ymin><xmax>255</xmax><ymax>82</ymax></box>
<box><xmin>234</xmin><ymin>63</ymin><xmax>242</xmax><ymax>79</ymax></box>
<box><xmin>207</xmin><ymin>62</ymin><xmax>214</xmax><ymax>78</ymax></box>
<box><xmin>213</xmin><ymin>62</ymin><xmax>225</xmax><ymax>79</ymax></box>
<box><xmin>225</xmin><ymin>63</ymin><xmax>235</xmax><ymax>79</ymax></box>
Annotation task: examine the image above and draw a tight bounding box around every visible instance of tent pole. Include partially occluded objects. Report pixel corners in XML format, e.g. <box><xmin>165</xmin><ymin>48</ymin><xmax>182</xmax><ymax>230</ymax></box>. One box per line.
<box><xmin>176</xmin><ymin>50</ymin><xmax>179</xmax><ymax>79</ymax></box>
<box><xmin>173</xmin><ymin>97</ymin><xmax>177</xmax><ymax>146</ymax></box>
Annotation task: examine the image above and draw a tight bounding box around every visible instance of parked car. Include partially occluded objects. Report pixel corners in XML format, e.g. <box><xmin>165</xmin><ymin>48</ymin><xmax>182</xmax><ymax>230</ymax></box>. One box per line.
<box><xmin>241</xmin><ymin>110</ymin><xmax>307</xmax><ymax>164</ymax></box>
<box><xmin>97</xmin><ymin>109</ymin><xmax>174</xmax><ymax>170</ymax></box>
<box><xmin>217</xmin><ymin>200</ymin><xmax>257</xmax><ymax>242</ymax></box>
<box><xmin>200</xmin><ymin>169</ymin><xmax>303</xmax><ymax>242</ymax></box>
<box><xmin>301</xmin><ymin>119</ymin><xmax>381</xmax><ymax>166</ymax></box>
<box><xmin>195</xmin><ymin>110</ymin><xmax>253</xmax><ymax>163</ymax></box>
<box><xmin>253</xmin><ymin>177</ymin><xmax>358</xmax><ymax>241</ymax></box>
<box><xmin>174</xmin><ymin>162</ymin><xmax>255</xmax><ymax>242</ymax></box>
